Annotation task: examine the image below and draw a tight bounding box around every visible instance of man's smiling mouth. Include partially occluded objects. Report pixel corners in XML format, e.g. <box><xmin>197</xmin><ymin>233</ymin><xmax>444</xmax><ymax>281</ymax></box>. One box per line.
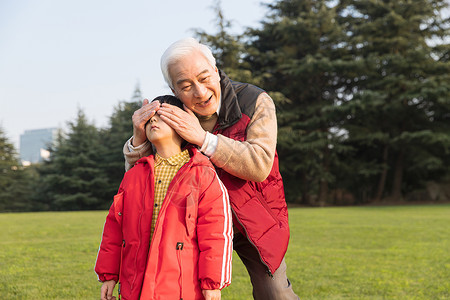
<box><xmin>197</xmin><ymin>96</ymin><xmax>212</xmax><ymax>107</ymax></box>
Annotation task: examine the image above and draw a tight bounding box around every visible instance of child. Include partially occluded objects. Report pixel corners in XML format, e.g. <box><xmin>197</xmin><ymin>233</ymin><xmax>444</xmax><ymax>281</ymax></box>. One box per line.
<box><xmin>95</xmin><ymin>95</ymin><xmax>233</xmax><ymax>300</ymax></box>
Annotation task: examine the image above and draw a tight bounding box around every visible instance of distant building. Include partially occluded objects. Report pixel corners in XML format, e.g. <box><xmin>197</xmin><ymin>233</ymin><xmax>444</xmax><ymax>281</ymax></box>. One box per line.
<box><xmin>20</xmin><ymin>128</ymin><xmax>58</xmax><ymax>165</ymax></box>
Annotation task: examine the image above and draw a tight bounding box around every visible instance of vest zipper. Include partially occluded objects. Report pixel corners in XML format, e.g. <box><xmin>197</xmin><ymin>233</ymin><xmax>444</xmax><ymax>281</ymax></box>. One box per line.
<box><xmin>231</xmin><ymin>209</ymin><xmax>274</xmax><ymax>278</ymax></box>
<box><xmin>255</xmin><ymin>190</ymin><xmax>279</xmax><ymax>224</ymax></box>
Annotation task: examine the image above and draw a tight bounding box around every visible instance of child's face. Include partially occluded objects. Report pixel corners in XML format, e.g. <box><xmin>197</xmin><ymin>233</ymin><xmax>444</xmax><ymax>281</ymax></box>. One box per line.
<box><xmin>145</xmin><ymin>112</ymin><xmax>178</xmax><ymax>144</ymax></box>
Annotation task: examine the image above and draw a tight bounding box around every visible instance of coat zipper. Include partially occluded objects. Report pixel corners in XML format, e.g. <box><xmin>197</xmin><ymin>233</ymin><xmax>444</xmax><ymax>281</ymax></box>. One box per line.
<box><xmin>145</xmin><ymin>159</ymin><xmax>193</xmax><ymax>298</ymax></box>
<box><xmin>176</xmin><ymin>242</ymin><xmax>184</xmax><ymax>300</ymax></box>
<box><xmin>149</xmin><ymin>161</ymin><xmax>192</xmax><ymax>245</ymax></box>
<box><xmin>129</xmin><ymin>154</ymin><xmax>194</xmax><ymax>295</ymax></box>
<box><xmin>156</xmin><ymin>161</ymin><xmax>193</xmax><ymax>300</ymax></box>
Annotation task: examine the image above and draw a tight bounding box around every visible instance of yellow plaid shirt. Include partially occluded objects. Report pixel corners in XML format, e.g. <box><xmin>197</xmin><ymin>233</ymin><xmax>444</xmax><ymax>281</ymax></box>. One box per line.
<box><xmin>151</xmin><ymin>149</ymin><xmax>190</xmax><ymax>238</ymax></box>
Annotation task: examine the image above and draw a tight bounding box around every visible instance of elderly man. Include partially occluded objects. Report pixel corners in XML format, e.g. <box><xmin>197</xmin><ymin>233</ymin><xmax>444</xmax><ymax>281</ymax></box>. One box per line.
<box><xmin>123</xmin><ymin>38</ymin><xmax>298</xmax><ymax>300</ymax></box>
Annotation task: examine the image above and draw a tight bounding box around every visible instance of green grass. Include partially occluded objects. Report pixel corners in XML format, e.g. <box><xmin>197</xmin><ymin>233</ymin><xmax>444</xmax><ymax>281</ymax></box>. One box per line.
<box><xmin>1</xmin><ymin>205</ymin><xmax>449</xmax><ymax>299</ymax></box>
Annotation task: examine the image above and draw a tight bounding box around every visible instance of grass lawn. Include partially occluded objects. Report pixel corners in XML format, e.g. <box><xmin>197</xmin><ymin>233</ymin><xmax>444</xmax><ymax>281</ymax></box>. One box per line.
<box><xmin>0</xmin><ymin>205</ymin><xmax>449</xmax><ymax>299</ymax></box>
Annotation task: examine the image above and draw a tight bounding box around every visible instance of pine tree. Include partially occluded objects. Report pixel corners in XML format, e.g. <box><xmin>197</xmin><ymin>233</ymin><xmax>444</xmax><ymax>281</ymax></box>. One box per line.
<box><xmin>0</xmin><ymin>126</ymin><xmax>38</xmax><ymax>211</ymax></box>
<box><xmin>0</xmin><ymin>126</ymin><xmax>19</xmax><ymax>195</ymax></box>
<box><xmin>336</xmin><ymin>0</ymin><xmax>450</xmax><ymax>201</ymax></box>
<box><xmin>244</xmin><ymin>0</ymin><xmax>356</xmax><ymax>204</ymax></box>
<box><xmin>194</xmin><ymin>0</ymin><xmax>255</xmax><ymax>83</ymax></box>
<box><xmin>36</xmin><ymin>110</ymin><xmax>108</xmax><ymax>210</ymax></box>
<box><xmin>99</xmin><ymin>84</ymin><xmax>142</xmax><ymax>206</ymax></box>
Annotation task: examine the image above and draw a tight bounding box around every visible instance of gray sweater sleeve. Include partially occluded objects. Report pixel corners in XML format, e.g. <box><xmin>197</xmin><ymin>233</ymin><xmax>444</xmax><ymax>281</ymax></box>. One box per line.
<box><xmin>123</xmin><ymin>138</ymin><xmax>153</xmax><ymax>171</ymax></box>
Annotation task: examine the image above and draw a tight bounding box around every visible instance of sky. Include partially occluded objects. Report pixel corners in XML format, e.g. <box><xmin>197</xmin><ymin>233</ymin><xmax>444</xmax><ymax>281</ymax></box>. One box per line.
<box><xmin>0</xmin><ymin>0</ymin><xmax>268</xmax><ymax>149</ymax></box>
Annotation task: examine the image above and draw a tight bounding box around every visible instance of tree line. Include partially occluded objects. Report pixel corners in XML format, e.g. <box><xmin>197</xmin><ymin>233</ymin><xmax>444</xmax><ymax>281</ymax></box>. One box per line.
<box><xmin>1</xmin><ymin>0</ymin><xmax>449</xmax><ymax>211</ymax></box>
<box><xmin>198</xmin><ymin>0</ymin><xmax>450</xmax><ymax>205</ymax></box>
<box><xmin>0</xmin><ymin>87</ymin><xmax>143</xmax><ymax>211</ymax></box>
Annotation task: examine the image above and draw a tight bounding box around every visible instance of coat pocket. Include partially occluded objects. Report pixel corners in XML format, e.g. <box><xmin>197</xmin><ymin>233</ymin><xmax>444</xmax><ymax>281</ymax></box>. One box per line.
<box><xmin>185</xmin><ymin>193</ymin><xmax>197</xmax><ymax>237</ymax></box>
<box><xmin>113</xmin><ymin>191</ymin><xmax>124</xmax><ymax>226</ymax></box>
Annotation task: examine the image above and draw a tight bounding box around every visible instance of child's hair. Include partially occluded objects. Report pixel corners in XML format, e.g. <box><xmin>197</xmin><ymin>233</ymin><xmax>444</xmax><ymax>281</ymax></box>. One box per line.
<box><xmin>152</xmin><ymin>95</ymin><xmax>184</xmax><ymax>109</ymax></box>
<box><xmin>149</xmin><ymin>95</ymin><xmax>188</xmax><ymax>148</ymax></box>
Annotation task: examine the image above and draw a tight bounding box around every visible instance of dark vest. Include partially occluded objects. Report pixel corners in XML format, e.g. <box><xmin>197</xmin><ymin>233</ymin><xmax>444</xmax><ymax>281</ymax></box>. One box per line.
<box><xmin>214</xmin><ymin>71</ymin><xmax>290</xmax><ymax>275</ymax></box>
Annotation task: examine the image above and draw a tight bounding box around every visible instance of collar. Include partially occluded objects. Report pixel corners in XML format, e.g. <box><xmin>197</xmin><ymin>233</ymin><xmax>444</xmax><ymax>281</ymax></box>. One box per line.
<box><xmin>216</xmin><ymin>96</ymin><xmax>221</xmax><ymax>116</ymax></box>
<box><xmin>154</xmin><ymin>149</ymin><xmax>190</xmax><ymax>167</ymax></box>
<box><xmin>216</xmin><ymin>70</ymin><xmax>242</xmax><ymax>130</ymax></box>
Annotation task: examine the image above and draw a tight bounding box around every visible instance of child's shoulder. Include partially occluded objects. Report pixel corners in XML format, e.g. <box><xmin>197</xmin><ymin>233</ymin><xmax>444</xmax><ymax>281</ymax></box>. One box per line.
<box><xmin>186</xmin><ymin>150</ymin><xmax>217</xmax><ymax>180</ymax></box>
<box><xmin>189</xmin><ymin>148</ymin><xmax>214</xmax><ymax>167</ymax></box>
<box><xmin>122</xmin><ymin>157</ymin><xmax>153</xmax><ymax>182</ymax></box>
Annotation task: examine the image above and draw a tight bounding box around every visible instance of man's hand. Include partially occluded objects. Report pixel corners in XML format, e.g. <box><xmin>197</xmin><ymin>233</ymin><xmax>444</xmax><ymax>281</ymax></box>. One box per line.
<box><xmin>100</xmin><ymin>280</ymin><xmax>117</xmax><ymax>300</ymax></box>
<box><xmin>132</xmin><ymin>99</ymin><xmax>161</xmax><ymax>147</ymax></box>
<box><xmin>158</xmin><ymin>103</ymin><xmax>207</xmax><ymax>147</ymax></box>
<box><xmin>202</xmin><ymin>289</ymin><xmax>221</xmax><ymax>300</ymax></box>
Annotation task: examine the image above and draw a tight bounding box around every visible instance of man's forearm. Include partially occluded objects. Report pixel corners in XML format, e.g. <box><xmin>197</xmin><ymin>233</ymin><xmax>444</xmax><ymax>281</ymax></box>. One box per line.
<box><xmin>210</xmin><ymin>93</ymin><xmax>277</xmax><ymax>182</ymax></box>
<box><xmin>123</xmin><ymin>137</ymin><xmax>153</xmax><ymax>171</ymax></box>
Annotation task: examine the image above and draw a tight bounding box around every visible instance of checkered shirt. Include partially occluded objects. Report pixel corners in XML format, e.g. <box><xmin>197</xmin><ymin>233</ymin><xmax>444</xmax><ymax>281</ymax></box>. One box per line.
<box><xmin>150</xmin><ymin>149</ymin><xmax>190</xmax><ymax>238</ymax></box>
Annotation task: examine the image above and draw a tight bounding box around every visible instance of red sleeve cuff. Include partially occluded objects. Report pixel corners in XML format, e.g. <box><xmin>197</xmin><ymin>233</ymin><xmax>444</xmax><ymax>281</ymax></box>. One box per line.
<box><xmin>98</xmin><ymin>273</ymin><xmax>119</xmax><ymax>283</ymax></box>
<box><xmin>200</xmin><ymin>279</ymin><xmax>224</xmax><ymax>290</ymax></box>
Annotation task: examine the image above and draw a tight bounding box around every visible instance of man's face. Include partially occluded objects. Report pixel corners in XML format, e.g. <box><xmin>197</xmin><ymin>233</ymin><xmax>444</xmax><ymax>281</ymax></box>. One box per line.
<box><xmin>169</xmin><ymin>50</ymin><xmax>221</xmax><ymax>117</ymax></box>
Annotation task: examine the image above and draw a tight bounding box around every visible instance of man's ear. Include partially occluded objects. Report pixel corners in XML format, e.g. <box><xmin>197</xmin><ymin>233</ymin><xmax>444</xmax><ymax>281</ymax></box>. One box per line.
<box><xmin>214</xmin><ymin>67</ymin><xmax>221</xmax><ymax>81</ymax></box>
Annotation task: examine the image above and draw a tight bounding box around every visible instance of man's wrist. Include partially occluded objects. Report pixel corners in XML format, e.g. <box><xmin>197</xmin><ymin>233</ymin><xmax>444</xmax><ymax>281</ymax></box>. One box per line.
<box><xmin>127</xmin><ymin>136</ymin><xmax>147</xmax><ymax>152</ymax></box>
<box><xmin>200</xmin><ymin>132</ymin><xmax>218</xmax><ymax>157</ymax></box>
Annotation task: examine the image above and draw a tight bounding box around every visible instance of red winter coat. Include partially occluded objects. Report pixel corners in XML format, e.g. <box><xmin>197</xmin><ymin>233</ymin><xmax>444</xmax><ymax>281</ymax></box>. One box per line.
<box><xmin>95</xmin><ymin>147</ymin><xmax>233</xmax><ymax>300</ymax></box>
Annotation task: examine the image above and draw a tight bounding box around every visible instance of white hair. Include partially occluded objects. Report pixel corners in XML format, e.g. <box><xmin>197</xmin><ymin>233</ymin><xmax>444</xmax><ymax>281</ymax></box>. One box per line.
<box><xmin>160</xmin><ymin>37</ymin><xmax>217</xmax><ymax>89</ymax></box>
